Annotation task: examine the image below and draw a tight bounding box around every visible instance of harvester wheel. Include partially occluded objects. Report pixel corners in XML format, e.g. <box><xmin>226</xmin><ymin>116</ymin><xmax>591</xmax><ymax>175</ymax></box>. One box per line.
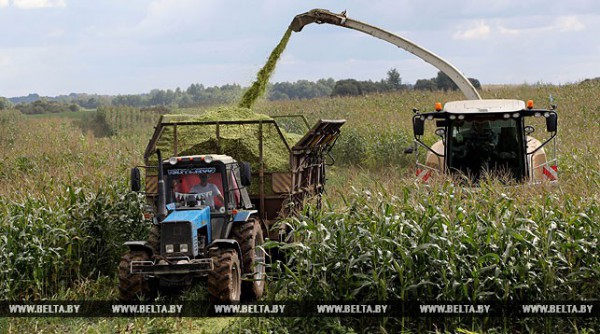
<box><xmin>207</xmin><ymin>248</ymin><xmax>241</xmax><ymax>302</ymax></box>
<box><xmin>232</xmin><ymin>218</ymin><xmax>265</xmax><ymax>300</ymax></box>
<box><xmin>148</xmin><ymin>224</ymin><xmax>160</xmax><ymax>253</ymax></box>
<box><xmin>118</xmin><ymin>250</ymin><xmax>156</xmax><ymax>301</ymax></box>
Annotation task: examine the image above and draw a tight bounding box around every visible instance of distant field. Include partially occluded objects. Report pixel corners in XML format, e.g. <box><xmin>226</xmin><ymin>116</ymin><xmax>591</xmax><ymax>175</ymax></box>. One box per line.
<box><xmin>1</xmin><ymin>83</ymin><xmax>598</xmax><ymax>333</ymax></box>
<box><xmin>25</xmin><ymin>108</ymin><xmax>96</xmax><ymax>119</ymax></box>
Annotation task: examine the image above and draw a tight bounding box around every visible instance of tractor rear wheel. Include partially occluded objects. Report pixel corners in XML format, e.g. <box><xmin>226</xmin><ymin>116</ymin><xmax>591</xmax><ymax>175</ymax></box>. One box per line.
<box><xmin>232</xmin><ymin>218</ymin><xmax>265</xmax><ymax>300</ymax></box>
<box><xmin>207</xmin><ymin>248</ymin><xmax>241</xmax><ymax>302</ymax></box>
<box><xmin>118</xmin><ymin>250</ymin><xmax>156</xmax><ymax>301</ymax></box>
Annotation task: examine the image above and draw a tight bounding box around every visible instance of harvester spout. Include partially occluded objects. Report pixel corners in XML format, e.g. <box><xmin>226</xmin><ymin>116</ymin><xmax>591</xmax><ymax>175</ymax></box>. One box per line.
<box><xmin>289</xmin><ymin>8</ymin><xmax>481</xmax><ymax>100</ymax></box>
<box><xmin>290</xmin><ymin>9</ymin><xmax>347</xmax><ymax>32</ymax></box>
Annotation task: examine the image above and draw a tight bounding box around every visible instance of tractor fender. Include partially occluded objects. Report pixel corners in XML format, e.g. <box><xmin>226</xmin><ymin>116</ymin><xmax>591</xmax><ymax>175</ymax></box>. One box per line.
<box><xmin>233</xmin><ymin>210</ymin><xmax>258</xmax><ymax>223</ymax></box>
<box><xmin>208</xmin><ymin>239</ymin><xmax>244</xmax><ymax>272</ymax></box>
<box><xmin>124</xmin><ymin>241</ymin><xmax>154</xmax><ymax>256</ymax></box>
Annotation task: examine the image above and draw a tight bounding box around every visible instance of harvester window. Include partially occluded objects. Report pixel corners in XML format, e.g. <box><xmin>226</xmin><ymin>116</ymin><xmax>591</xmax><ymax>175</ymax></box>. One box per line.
<box><xmin>447</xmin><ymin>117</ymin><xmax>524</xmax><ymax>181</ymax></box>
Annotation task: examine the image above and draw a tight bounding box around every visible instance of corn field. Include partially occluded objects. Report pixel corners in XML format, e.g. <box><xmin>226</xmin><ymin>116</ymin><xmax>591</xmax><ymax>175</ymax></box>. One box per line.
<box><xmin>0</xmin><ymin>82</ymin><xmax>598</xmax><ymax>333</ymax></box>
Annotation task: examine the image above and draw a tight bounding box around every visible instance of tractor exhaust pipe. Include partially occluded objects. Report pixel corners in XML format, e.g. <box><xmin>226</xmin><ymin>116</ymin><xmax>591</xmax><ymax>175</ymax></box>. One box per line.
<box><xmin>156</xmin><ymin>149</ymin><xmax>168</xmax><ymax>221</ymax></box>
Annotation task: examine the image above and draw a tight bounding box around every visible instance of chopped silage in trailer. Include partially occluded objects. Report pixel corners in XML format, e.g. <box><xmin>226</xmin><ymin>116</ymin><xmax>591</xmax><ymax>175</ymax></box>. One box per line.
<box><xmin>147</xmin><ymin>107</ymin><xmax>303</xmax><ymax>194</ymax></box>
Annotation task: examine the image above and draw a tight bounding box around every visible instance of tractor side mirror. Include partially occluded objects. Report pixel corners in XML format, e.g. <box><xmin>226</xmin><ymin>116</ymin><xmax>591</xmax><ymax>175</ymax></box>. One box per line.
<box><xmin>546</xmin><ymin>113</ymin><xmax>557</xmax><ymax>132</ymax></box>
<box><xmin>524</xmin><ymin>125</ymin><xmax>535</xmax><ymax>136</ymax></box>
<box><xmin>435</xmin><ymin>128</ymin><xmax>446</xmax><ymax>137</ymax></box>
<box><xmin>240</xmin><ymin>162</ymin><xmax>252</xmax><ymax>187</ymax></box>
<box><xmin>413</xmin><ymin>117</ymin><xmax>425</xmax><ymax>136</ymax></box>
<box><xmin>130</xmin><ymin>167</ymin><xmax>141</xmax><ymax>192</ymax></box>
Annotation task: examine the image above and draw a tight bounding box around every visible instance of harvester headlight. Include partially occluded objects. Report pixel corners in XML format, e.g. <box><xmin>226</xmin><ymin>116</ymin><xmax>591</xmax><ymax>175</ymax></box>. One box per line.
<box><xmin>503</xmin><ymin>113</ymin><xmax>511</xmax><ymax>119</ymax></box>
<box><xmin>512</xmin><ymin>113</ymin><xmax>520</xmax><ymax>118</ymax></box>
<box><xmin>449</xmin><ymin>115</ymin><xmax>456</xmax><ymax>120</ymax></box>
<box><xmin>544</xmin><ymin>112</ymin><xmax>550</xmax><ymax>118</ymax></box>
<box><xmin>204</xmin><ymin>155</ymin><xmax>213</xmax><ymax>163</ymax></box>
<box><xmin>458</xmin><ymin>115</ymin><xmax>465</xmax><ymax>120</ymax></box>
<box><xmin>427</xmin><ymin>115</ymin><xmax>434</xmax><ymax>120</ymax></box>
<box><xmin>169</xmin><ymin>157</ymin><xmax>178</xmax><ymax>165</ymax></box>
<box><xmin>165</xmin><ymin>244</ymin><xmax>174</xmax><ymax>253</ymax></box>
<box><xmin>534</xmin><ymin>112</ymin><xmax>542</xmax><ymax>118</ymax></box>
<box><xmin>180</xmin><ymin>244</ymin><xmax>188</xmax><ymax>253</ymax></box>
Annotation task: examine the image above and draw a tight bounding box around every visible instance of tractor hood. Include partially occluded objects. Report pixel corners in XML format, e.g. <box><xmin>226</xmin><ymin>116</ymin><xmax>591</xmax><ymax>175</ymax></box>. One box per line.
<box><xmin>163</xmin><ymin>206</ymin><xmax>210</xmax><ymax>227</ymax></box>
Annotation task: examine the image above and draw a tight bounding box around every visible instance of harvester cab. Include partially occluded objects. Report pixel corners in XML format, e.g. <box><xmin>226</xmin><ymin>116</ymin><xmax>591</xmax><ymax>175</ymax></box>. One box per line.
<box><xmin>409</xmin><ymin>99</ymin><xmax>558</xmax><ymax>183</ymax></box>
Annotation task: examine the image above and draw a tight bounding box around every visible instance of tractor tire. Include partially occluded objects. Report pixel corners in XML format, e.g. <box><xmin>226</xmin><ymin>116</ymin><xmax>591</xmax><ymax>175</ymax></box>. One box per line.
<box><xmin>207</xmin><ymin>248</ymin><xmax>241</xmax><ymax>302</ymax></box>
<box><xmin>232</xmin><ymin>218</ymin><xmax>265</xmax><ymax>300</ymax></box>
<box><xmin>118</xmin><ymin>251</ymin><xmax>156</xmax><ymax>301</ymax></box>
<box><xmin>148</xmin><ymin>224</ymin><xmax>160</xmax><ymax>253</ymax></box>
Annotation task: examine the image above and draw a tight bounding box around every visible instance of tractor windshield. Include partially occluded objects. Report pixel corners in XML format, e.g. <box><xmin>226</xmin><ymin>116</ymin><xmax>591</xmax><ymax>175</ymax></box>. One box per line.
<box><xmin>446</xmin><ymin>116</ymin><xmax>525</xmax><ymax>181</ymax></box>
<box><xmin>165</xmin><ymin>166</ymin><xmax>226</xmax><ymax>212</ymax></box>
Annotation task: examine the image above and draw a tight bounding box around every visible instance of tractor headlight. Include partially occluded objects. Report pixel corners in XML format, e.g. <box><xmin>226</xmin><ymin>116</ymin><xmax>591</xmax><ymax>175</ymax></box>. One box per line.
<box><xmin>169</xmin><ymin>157</ymin><xmax>178</xmax><ymax>165</ymax></box>
<box><xmin>458</xmin><ymin>115</ymin><xmax>465</xmax><ymax>120</ymax></box>
<box><xmin>165</xmin><ymin>244</ymin><xmax>174</xmax><ymax>253</ymax></box>
<box><xmin>180</xmin><ymin>243</ymin><xmax>188</xmax><ymax>253</ymax></box>
<box><xmin>204</xmin><ymin>155</ymin><xmax>213</xmax><ymax>163</ymax></box>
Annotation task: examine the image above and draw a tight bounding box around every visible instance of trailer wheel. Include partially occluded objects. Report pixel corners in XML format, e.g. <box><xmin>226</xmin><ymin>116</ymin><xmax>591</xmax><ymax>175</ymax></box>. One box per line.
<box><xmin>208</xmin><ymin>248</ymin><xmax>241</xmax><ymax>302</ymax></box>
<box><xmin>118</xmin><ymin>250</ymin><xmax>156</xmax><ymax>301</ymax></box>
<box><xmin>148</xmin><ymin>224</ymin><xmax>160</xmax><ymax>253</ymax></box>
<box><xmin>232</xmin><ymin>218</ymin><xmax>265</xmax><ymax>300</ymax></box>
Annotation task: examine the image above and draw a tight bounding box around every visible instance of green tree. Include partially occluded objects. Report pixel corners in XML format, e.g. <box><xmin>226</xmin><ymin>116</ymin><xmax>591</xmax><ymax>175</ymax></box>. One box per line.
<box><xmin>386</xmin><ymin>68</ymin><xmax>402</xmax><ymax>90</ymax></box>
<box><xmin>0</xmin><ymin>97</ymin><xmax>11</xmax><ymax>110</ymax></box>
<box><xmin>435</xmin><ymin>71</ymin><xmax>459</xmax><ymax>91</ymax></box>
<box><xmin>414</xmin><ymin>78</ymin><xmax>437</xmax><ymax>91</ymax></box>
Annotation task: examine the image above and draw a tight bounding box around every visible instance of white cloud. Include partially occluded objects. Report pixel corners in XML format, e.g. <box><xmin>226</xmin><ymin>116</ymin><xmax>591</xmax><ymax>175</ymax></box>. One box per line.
<box><xmin>499</xmin><ymin>15</ymin><xmax>585</xmax><ymax>35</ymax></box>
<box><xmin>12</xmin><ymin>0</ymin><xmax>65</xmax><ymax>9</ymax></box>
<box><xmin>0</xmin><ymin>0</ymin><xmax>8</xmax><ymax>8</ymax></box>
<box><xmin>133</xmin><ymin>0</ymin><xmax>219</xmax><ymax>37</ymax></box>
<box><xmin>453</xmin><ymin>21</ymin><xmax>491</xmax><ymax>40</ymax></box>
<box><xmin>556</xmin><ymin>15</ymin><xmax>585</xmax><ymax>32</ymax></box>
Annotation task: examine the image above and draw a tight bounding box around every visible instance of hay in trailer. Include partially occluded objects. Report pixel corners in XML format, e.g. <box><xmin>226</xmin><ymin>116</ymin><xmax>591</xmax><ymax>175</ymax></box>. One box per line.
<box><xmin>151</xmin><ymin>107</ymin><xmax>302</xmax><ymax>174</ymax></box>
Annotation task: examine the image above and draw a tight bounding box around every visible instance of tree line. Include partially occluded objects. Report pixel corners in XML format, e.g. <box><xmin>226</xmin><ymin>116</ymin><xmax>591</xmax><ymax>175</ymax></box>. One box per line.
<box><xmin>1</xmin><ymin>69</ymin><xmax>481</xmax><ymax>114</ymax></box>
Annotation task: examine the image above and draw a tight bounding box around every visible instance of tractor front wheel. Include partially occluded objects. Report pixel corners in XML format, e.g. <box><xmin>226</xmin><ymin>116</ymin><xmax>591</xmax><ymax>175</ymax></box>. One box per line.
<box><xmin>207</xmin><ymin>248</ymin><xmax>241</xmax><ymax>302</ymax></box>
<box><xmin>118</xmin><ymin>250</ymin><xmax>156</xmax><ymax>301</ymax></box>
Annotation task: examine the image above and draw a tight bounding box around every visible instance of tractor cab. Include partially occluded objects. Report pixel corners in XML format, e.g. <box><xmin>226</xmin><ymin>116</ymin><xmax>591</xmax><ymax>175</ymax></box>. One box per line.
<box><xmin>161</xmin><ymin>154</ymin><xmax>253</xmax><ymax>254</ymax></box>
<box><xmin>409</xmin><ymin>99</ymin><xmax>558</xmax><ymax>183</ymax></box>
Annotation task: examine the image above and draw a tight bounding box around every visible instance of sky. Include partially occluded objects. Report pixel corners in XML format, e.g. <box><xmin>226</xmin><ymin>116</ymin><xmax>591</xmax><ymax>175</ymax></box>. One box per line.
<box><xmin>1</xmin><ymin>0</ymin><xmax>599</xmax><ymax>97</ymax></box>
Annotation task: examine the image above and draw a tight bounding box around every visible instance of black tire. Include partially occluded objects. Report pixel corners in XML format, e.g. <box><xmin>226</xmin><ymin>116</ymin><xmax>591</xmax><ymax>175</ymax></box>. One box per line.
<box><xmin>207</xmin><ymin>248</ymin><xmax>241</xmax><ymax>302</ymax></box>
<box><xmin>232</xmin><ymin>218</ymin><xmax>266</xmax><ymax>300</ymax></box>
<box><xmin>240</xmin><ymin>162</ymin><xmax>252</xmax><ymax>187</ymax></box>
<box><xmin>118</xmin><ymin>251</ymin><xmax>156</xmax><ymax>301</ymax></box>
<box><xmin>148</xmin><ymin>224</ymin><xmax>160</xmax><ymax>253</ymax></box>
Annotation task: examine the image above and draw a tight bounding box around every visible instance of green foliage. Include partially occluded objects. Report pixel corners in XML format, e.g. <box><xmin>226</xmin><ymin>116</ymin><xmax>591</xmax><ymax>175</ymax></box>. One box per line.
<box><xmin>386</xmin><ymin>68</ymin><xmax>402</xmax><ymax>90</ymax></box>
<box><xmin>332</xmin><ymin>127</ymin><xmax>412</xmax><ymax>167</ymax></box>
<box><xmin>0</xmin><ymin>96</ymin><xmax>12</xmax><ymax>110</ymax></box>
<box><xmin>0</xmin><ymin>183</ymin><xmax>148</xmax><ymax>299</ymax></box>
<box><xmin>77</xmin><ymin>106</ymin><xmax>160</xmax><ymax>137</ymax></box>
<box><xmin>268</xmin><ymin>78</ymin><xmax>336</xmax><ymax>100</ymax></box>
<box><xmin>15</xmin><ymin>99</ymin><xmax>81</xmax><ymax>115</ymax></box>
<box><xmin>262</xmin><ymin>183</ymin><xmax>598</xmax><ymax>332</ymax></box>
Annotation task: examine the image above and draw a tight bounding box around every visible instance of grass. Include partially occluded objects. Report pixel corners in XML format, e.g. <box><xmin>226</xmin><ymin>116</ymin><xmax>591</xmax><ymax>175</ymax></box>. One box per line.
<box><xmin>0</xmin><ymin>82</ymin><xmax>598</xmax><ymax>333</ymax></box>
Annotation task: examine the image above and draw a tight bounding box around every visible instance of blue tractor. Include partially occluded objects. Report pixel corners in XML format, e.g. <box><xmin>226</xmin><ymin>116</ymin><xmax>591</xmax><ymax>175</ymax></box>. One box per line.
<box><xmin>119</xmin><ymin>151</ymin><xmax>264</xmax><ymax>302</ymax></box>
